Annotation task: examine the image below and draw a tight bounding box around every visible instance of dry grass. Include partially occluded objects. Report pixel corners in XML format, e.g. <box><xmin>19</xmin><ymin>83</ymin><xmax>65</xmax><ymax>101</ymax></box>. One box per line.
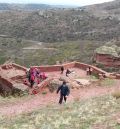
<box><xmin>1</xmin><ymin>95</ymin><xmax>120</xmax><ymax>129</ymax></box>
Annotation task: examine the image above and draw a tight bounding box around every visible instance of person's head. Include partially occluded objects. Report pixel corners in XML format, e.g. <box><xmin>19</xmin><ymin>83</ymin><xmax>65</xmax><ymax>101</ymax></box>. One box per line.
<box><xmin>63</xmin><ymin>81</ymin><xmax>66</xmax><ymax>85</ymax></box>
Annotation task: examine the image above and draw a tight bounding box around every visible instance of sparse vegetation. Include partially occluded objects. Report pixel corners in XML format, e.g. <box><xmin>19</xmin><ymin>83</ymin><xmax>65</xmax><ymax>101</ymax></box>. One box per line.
<box><xmin>0</xmin><ymin>93</ymin><xmax>31</xmax><ymax>106</ymax></box>
<box><xmin>42</xmin><ymin>91</ymin><xmax>47</xmax><ymax>95</ymax></box>
<box><xmin>101</xmin><ymin>78</ymin><xmax>116</xmax><ymax>87</ymax></box>
<box><xmin>0</xmin><ymin>0</ymin><xmax>120</xmax><ymax>43</ymax></box>
<box><xmin>0</xmin><ymin>37</ymin><xmax>104</xmax><ymax>67</ymax></box>
<box><xmin>0</xmin><ymin>1</ymin><xmax>120</xmax><ymax>128</ymax></box>
<box><xmin>1</xmin><ymin>95</ymin><xmax>120</xmax><ymax>129</ymax></box>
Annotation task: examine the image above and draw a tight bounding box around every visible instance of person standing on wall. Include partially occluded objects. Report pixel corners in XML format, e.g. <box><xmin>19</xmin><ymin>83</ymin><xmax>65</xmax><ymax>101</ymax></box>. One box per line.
<box><xmin>66</xmin><ymin>69</ymin><xmax>72</xmax><ymax>77</ymax></box>
<box><xmin>86</xmin><ymin>67</ymin><xmax>89</xmax><ymax>75</ymax></box>
<box><xmin>89</xmin><ymin>67</ymin><xmax>93</xmax><ymax>75</ymax></box>
<box><xmin>61</xmin><ymin>66</ymin><xmax>64</xmax><ymax>74</ymax></box>
<box><xmin>57</xmin><ymin>81</ymin><xmax>70</xmax><ymax>104</ymax></box>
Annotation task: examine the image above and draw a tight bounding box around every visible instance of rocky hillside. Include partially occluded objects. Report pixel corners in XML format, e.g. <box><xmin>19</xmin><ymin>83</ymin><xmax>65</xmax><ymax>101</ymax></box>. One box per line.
<box><xmin>0</xmin><ymin>0</ymin><xmax>120</xmax><ymax>42</ymax></box>
<box><xmin>85</xmin><ymin>0</ymin><xmax>120</xmax><ymax>19</ymax></box>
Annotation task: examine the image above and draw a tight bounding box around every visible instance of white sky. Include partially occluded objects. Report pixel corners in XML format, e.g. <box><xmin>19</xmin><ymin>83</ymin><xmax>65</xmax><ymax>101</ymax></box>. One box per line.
<box><xmin>0</xmin><ymin>0</ymin><xmax>114</xmax><ymax>6</ymax></box>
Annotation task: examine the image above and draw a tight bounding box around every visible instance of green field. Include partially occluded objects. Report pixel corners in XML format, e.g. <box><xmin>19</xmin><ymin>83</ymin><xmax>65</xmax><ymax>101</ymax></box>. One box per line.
<box><xmin>0</xmin><ymin>37</ymin><xmax>104</xmax><ymax>67</ymax></box>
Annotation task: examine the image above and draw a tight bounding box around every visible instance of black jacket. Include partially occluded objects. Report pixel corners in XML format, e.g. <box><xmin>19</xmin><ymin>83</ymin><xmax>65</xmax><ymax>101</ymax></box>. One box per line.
<box><xmin>57</xmin><ymin>85</ymin><xmax>70</xmax><ymax>96</ymax></box>
<box><xmin>61</xmin><ymin>66</ymin><xmax>64</xmax><ymax>71</ymax></box>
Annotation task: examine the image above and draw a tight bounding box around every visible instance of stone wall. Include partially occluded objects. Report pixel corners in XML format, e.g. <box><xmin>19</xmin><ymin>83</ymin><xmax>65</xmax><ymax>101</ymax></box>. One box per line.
<box><xmin>12</xmin><ymin>63</ymin><xmax>27</xmax><ymax>71</ymax></box>
<box><xmin>75</xmin><ymin>62</ymin><xmax>107</xmax><ymax>74</ymax></box>
<box><xmin>31</xmin><ymin>61</ymin><xmax>109</xmax><ymax>94</ymax></box>
<box><xmin>32</xmin><ymin>78</ymin><xmax>53</xmax><ymax>94</ymax></box>
<box><xmin>32</xmin><ymin>62</ymin><xmax>76</xmax><ymax>72</ymax></box>
<box><xmin>32</xmin><ymin>61</ymin><xmax>107</xmax><ymax>74</ymax></box>
<box><xmin>0</xmin><ymin>62</ymin><xmax>115</xmax><ymax>95</ymax></box>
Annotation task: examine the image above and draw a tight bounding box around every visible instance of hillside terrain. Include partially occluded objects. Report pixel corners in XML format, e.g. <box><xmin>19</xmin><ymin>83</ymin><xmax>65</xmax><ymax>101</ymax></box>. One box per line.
<box><xmin>0</xmin><ymin>0</ymin><xmax>120</xmax><ymax>66</ymax></box>
<box><xmin>1</xmin><ymin>1</ymin><xmax>120</xmax><ymax>128</ymax></box>
<box><xmin>0</xmin><ymin>75</ymin><xmax>120</xmax><ymax>129</ymax></box>
<box><xmin>1</xmin><ymin>94</ymin><xmax>120</xmax><ymax>129</ymax></box>
<box><xmin>0</xmin><ymin>37</ymin><xmax>105</xmax><ymax>67</ymax></box>
<box><xmin>0</xmin><ymin>0</ymin><xmax>120</xmax><ymax>43</ymax></box>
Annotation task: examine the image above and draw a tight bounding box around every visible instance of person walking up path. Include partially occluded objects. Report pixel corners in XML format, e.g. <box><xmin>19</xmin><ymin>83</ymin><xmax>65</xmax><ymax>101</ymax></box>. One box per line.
<box><xmin>57</xmin><ymin>81</ymin><xmax>70</xmax><ymax>104</ymax></box>
<box><xmin>61</xmin><ymin>66</ymin><xmax>64</xmax><ymax>74</ymax></box>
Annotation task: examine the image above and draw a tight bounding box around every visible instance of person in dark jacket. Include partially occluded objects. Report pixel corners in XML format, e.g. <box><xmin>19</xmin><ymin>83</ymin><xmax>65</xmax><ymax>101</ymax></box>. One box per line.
<box><xmin>66</xmin><ymin>69</ymin><xmax>71</xmax><ymax>77</ymax></box>
<box><xmin>57</xmin><ymin>81</ymin><xmax>70</xmax><ymax>104</ymax></box>
<box><xmin>61</xmin><ymin>66</ymin><xmax>64</xmax><ymax>74</ymax></box>
<box><xmin>30</xmin><ymin>74</ymin><xmax>35</xmax><ymax>88</ymax></box>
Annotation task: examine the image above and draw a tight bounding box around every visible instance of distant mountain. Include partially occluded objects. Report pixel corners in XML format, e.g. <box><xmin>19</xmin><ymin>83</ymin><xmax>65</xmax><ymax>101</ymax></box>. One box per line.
<box><xmin>0</xmin><ymin>3</ymin><xmax>78</xmax><ymax>11</ymax></box>
<box><xmin>0</xmin><ymin>3</ymin><xmax>10</xmax><ymax>10</ymax></box>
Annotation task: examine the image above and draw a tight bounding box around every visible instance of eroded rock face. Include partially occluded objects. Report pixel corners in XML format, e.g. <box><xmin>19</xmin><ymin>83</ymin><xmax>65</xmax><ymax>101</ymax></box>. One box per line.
<box><xmin>94</xmin><ymin>53</ymin><xmax>120</xmax><ymax>67</ymax></box>
<box><xmin>0</xmin><ymin>63</ymin><xmax>28</xmax><ymax>96</ymax></box>
<box><xmin>94</xmin><ymin>44</ymin><xmax>120</xmax><ymax>67</ymax></box>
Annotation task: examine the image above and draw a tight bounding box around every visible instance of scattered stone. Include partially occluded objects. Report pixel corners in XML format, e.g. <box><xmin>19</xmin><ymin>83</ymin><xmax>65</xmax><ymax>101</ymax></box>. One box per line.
<box><xmin>74</xmin><ymin>79</ymin><xmax>90</xmax><ymax>86</ymax></box>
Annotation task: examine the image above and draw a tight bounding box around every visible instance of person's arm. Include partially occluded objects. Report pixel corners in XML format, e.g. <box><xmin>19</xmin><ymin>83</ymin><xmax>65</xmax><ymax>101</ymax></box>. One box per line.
<box><xmin>57</xmin><ymin>86</ymin><xmax>61</xmax><ymax>94</ymax></box>
<box><xmin>67</xmin><ymin>86</ymin><xmax>70</xmax><ymax>96</ymax></box>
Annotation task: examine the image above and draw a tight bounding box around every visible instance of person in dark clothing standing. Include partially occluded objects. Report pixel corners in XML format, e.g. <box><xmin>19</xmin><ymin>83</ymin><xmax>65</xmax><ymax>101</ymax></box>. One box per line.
<box><xmin>57</xmin><ymin>81</ymin><xmax>70</xmax><ymax>104</ymax></box>
<box><xmin>66</xmin><ymin>69</ymin><xmax>71</xmax><ymax>77</ymax></box>
<box><xmin>30</xmin><ymin>74</ymin><xmax>35</xmax><ymax>88</ymax></box>
<box><xmin>61</xmin><ymin>66</ymin><xmax>64</xmax><ymax>74</ymax></box>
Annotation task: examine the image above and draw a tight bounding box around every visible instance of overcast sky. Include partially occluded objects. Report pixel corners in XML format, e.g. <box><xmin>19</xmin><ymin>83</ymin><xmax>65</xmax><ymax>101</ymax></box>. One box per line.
<box><xmin>0</xmin><ymin>0</ymin><xmax>114</xmax><ymax>6</ymax></box>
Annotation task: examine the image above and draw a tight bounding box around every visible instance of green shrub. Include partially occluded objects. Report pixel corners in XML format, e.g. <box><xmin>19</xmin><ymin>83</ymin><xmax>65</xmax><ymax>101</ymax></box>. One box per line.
<box><xmin>42</xmin><ymin>91</ymin><xmax>47</xmax><ymax>95</ymax></box>
<box><xmin>48</xmin><ymin>82</ymin><xmax>60</xmax><ymax>93</ymax></box>
<box><xmin>96</xmin><ymin>63</ymin><xmax>105</xmax><ymax>69</ymax></box>
<box><xmin>91</xmin><ymin>72</ymin><xmax>99</xmax><ymax>79</ymax></box>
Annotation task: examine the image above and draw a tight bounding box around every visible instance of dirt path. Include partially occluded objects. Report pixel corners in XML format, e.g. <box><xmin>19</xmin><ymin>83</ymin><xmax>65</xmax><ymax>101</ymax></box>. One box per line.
<box><xmin>22</xmin><ymin>42</ymin><xmax>57</xmax><ymax>50</ymax></box>
<box><xmin>0</xmin><ymin>81</ymin><xmax>120</xmax><ymax>116</ymax></box>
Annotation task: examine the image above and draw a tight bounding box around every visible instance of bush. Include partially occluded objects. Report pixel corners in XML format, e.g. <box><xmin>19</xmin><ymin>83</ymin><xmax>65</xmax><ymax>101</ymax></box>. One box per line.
<box><xmin>48</xmin><ymin>79</ymin><xmax>61</xmax><ymax>93</ymax></box>
<box><xmin>48</xmin><ymin>82</ymin><xmax>59</xmax><ymax>93</ymax></box>
<box><xmin>91</xmin><ymin>72</ymin><xmax>99</xmax><ymax>79</ymax></box>
<box><xmin>42</xmin><ymin>91</ymin><xmax>47</xmax><ymax>95</ymax></box>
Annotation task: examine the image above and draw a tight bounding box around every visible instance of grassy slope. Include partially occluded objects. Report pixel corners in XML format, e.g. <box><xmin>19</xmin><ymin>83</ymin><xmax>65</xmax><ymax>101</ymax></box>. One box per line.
<box><xmin>0</xmin><ymin>78</ymin><xmax>117</xmax><ymax>129</ymax></box>
<box><xmin>0</xmin><ymin>95</ymin><xmax>120</xmax><ymax>129</ymax></box>
<box><xmin>0</xmin><ymin>37</ymin><xmax>104</xmax><ymax>67</ymax></box>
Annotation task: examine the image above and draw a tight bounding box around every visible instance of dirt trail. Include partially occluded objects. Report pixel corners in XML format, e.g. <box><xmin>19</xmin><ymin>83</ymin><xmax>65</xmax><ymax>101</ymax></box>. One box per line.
<box><xmin>0</xmin><ymin>82</ymin><xmax>120</xmax><ymax>116</ymax></box>
<box><xmin>23</xmin><ymin>41</ymin><xmax>57</xmax><ymax>50</ymax></box>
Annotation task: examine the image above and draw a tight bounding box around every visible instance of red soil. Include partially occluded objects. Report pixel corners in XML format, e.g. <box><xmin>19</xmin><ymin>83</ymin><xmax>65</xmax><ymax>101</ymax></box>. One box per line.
<box><xmin>0</xmin><ymin>68</ymin><xmax>120</xmax><ymax>116</ymax></box>
<box><xmin>0</xmin><ymin>84</ymin><xmax>120</xmax><ymax>116</ymax></box>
